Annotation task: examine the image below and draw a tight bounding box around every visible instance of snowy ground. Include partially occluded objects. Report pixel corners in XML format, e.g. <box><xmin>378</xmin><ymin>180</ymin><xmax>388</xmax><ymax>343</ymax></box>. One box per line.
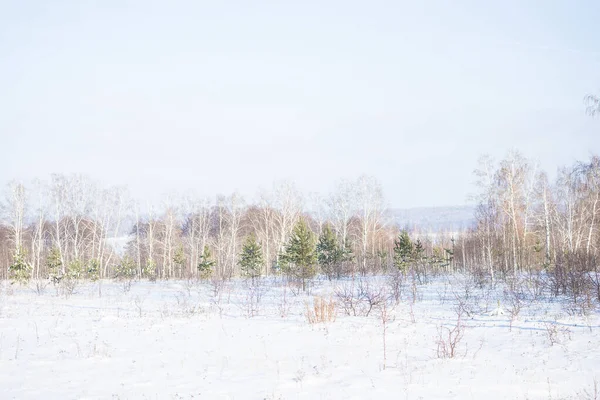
<box><xmin>0</xmin><ymin>276</ymin><xmax>599</xmax><ymax>399</ymax></box>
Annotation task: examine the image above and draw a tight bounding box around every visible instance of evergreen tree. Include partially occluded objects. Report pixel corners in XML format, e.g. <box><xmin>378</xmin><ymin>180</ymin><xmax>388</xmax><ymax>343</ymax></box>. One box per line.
<box><xmin>115</xmin><ymin>256</ymin><xmax>136</xmax><ymax>280</ymax></box>
<box><xmin>87</xmin><ymin>258</ymin><xmax>100</xmax><ymax>281</ymax></box>
<box><xmin>173</xmin><ymin>245</ymin><xmax>186</xmax><ymax>275</ymax></box>
<box><xmin>341</xmin><ymin>237</ymin><xmax>354</xmax><ymax>264</ymax></box>
<box><xmin>317</xmin><ymin>224</ymin><xmax>340</xmax><ymax>280</ymax></box>
<box><xmin>414</xmin><ymin>239</ymin><xmax>425</xmax><ymax>261</ymax></box>
<box><xmin>281</xmin><ymin>219</ymin><xmax>317</xmax><ymax>291</ymax></box>
<box><xmin>393</xmin><ymin>230</ymin><xmax>414</xmax><ymax>273</ymax></box>
<box><xmin>143</xmin><ymin>258</ymin><xmax>157</xmax><ymax>281</ymax></box>
<box><xmin>46</xmin><ymin>247</ymin><xmax>62</xmax><ymax>282</ymax></box>
<box><xmin>239</xmin><ymin>233</ymin><xmax>264</xmax><ymax>284</ymax></box>
<box><xmin>197</xmin><ymin>245</ymin><xmax>215</xmax><ymax>279</ymax></box>
<box><xmin>66</xmin><ymin>259</ymin><xmax>83</xmax><ymax>280</ymax></box>
<box><xmin>9</xmin><ymin>248</ymin><xmax>31</xmax><ymax>284</ymax></box>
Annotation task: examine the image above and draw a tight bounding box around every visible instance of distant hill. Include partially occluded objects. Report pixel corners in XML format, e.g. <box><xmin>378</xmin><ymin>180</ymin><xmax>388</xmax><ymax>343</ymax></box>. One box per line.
<box><xmin>389</xmin><ymin>205</ymin><xmax>476</xmax><ymax>232</ymax></box>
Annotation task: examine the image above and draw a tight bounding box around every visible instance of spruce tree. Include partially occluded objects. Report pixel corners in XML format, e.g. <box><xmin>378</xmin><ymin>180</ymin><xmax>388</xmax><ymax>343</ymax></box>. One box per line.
<box><xmin>414</xmin><ymin>239</ymin><xmax>424</xmax><ymax>260</ymax></box>
<box><xmin>281</xmin><ymin>219</ymin><xmax>317</xmax><ymax>291</ymax></box>
<box><xmin>115</xmin><ymin>256</ymin><xmax>136</xmax><ymax>280</ymax></box>
<box><xmin>239</xmin><ymin>233</ymin><xmax>264</xmax><ymax>284</ymax></box>
<box><xmin>197</xmin><ymin>245</ymin><xmax>215</xmax><ymax>280</ymax></box>
<box><xmin>46</xmin><ymin>247</ymin><xmax>62</xmax><ymax>282</ymax></box>
<box><xmin>143</xmin><ymin>258</ymin><xmax>157</xmax><ymax>281</ymax></box>
<box><xmin>341</xmin><ymin>236</ymin><xmax>354</xmax><ymax>266</ymax></box>
<box><xmin>87</xmin><ymin>258</ymin><xmax>100</xmax><ymax>281</ymax></box>
<box><xmin>9</xmin><ymin>248</ymin><xmax>31</xmax><ymax>284</ymax></box>
<box><xmin>316</xmin><ymin>225</ymin><xmax>355</xmax><ymax>279</ymax></box>
<box><xmin>317</xmin><ymin>224</ymin><xmax>341</xmax><ymax>280</ymax></box>
<box><xmin>393</xmin><ymin>230</ymin><xmax>414</xmax><ymax>273</ymax></box>
<box><xmin>173</xmin><ymin>245</ymin><xmax>186</xmax><ymax>276</ymax></box>
<box><xmin>66</xmin><ymin>259</ymin><xmax>83</xmax><ymax>280</ymax></box>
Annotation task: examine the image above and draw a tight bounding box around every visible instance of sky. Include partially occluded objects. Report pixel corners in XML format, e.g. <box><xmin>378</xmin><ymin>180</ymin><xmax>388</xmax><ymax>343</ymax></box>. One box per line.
<box><xmin>1</xmin><ymin>0</ymin><xmax>600</xmax><ymax>208</ymax></box>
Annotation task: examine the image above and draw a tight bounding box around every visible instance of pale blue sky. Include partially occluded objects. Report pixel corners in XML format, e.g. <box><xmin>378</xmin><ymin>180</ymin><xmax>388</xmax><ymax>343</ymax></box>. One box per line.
<box><xmin>1</xmin><ymin>1</ymin><xmax>599</xmax><ymax>207</ymax></box>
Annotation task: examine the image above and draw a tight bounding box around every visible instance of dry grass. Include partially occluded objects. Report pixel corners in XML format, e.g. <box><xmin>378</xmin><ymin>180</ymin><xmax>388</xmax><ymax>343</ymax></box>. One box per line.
<box><xmin>305</xmin><ymin>296</ymin><xmax>336</xmax><ymax>324</ymax></box>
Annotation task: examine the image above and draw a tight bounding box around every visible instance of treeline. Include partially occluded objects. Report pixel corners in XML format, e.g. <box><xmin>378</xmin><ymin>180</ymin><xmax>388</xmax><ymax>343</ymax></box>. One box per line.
<box><xmin>0</xmin><ymin>175</ymin><xmax>448</xmax><ymax>284</ymax></box>
<box><xmin>459</xmin><ymin>151</ymin><xmax>600</xmax><ymax>285</ymax></box>
<box><xmin>1</xmin><ymin>151</ymin><xmax>599</xmax><ymax>292</ymax></box>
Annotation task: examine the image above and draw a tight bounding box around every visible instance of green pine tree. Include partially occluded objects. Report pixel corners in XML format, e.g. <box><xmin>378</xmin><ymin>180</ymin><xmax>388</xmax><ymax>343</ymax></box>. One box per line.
<box><xmin>115</xmin><ymin>256</ymin><xmax>136</xmax><ymax>280</ymax></box>
<box><xmin>393</xmin><ymin>230</ymin><xmax>414</xmax><ymax>273</ymax></box>
<box><xmin>46</xmin><ymin>247</ymin><xmax>62</xmax><ymax>282</ymax></box>
<box><xmin>173</xmin><ymin>245</ymin><xmax>186</xmax><ymax>275</ymax></box>
<box><xmin>9</xmin><ymin>248</ymin><xmax>31</xmax><ymax>284</ymax></box>
<box><xmin>66</xmin><ymin>259</ymin><xmax>84</xmax><ymax>280</ymax></box>
<box><xmin>317</xmin><ymin>224</ymin><xmax>341</xmax><ymax>280</ymax></box>
<box><xmin>281</xmin><ymin>219</ymin><xmax>317</xmax><ymax>292</ymax></box>
<box><xmin>143</xmin><ymin>258</ymin><xmax>157</xmax><ymax>281</ymax></box>
<box><xmin>87</xmin><ymin>258</ymin><xmax>100</xmax><ymax>281</ymax></box>
<box><xmin>238</xmin><ymin>233</ymin><xmax>264</xmax><ymax>284</ymax></box>
<box><xmin>414</xmin><ymin>239</ymin><xmax>425</xmax><ymax>261</ymax></box>
<box><xmin>197</xmin><ymin>245</ymin><xmax>215</xmax><ymax>279</ymax></box>
<box><xmin>341</xmin><ymin>237</ymin><xmax>354</xmax><ymax>263</ymax></box>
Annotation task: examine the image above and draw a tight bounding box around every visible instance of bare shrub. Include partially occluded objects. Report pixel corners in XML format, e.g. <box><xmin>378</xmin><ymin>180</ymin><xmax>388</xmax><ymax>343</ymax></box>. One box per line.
<box><xmin>543</xmin><ymin>321</ymin><xmax>572</xmax><ymax>346</ymax></box>
<box><xmin>183</xmin><ymin>277</ymin><xmax>202</xmax><ymax>297</ymax></box>
<box><xmin>174</xmin><ymin>290</ymin><xmax>200</xmax><ymax>317</ymax></box>
<box><xmin>436</xmin><ymin>282</ymin><xmax>450</xmax><ymax>306</ymax></box>
<box><xmin>209</xmin><ymin>279</ymin><xmax>226</xmax><ymax>317</ymax></box>
<box><xmin>452</xmin><ymin>292</ymin><xmax>476</xmax><ymax>319</ymax></box>
<box><xmin>578</xmin><ymin>378</ymin><xmax>600</xmax><ymax>400</ymax></box>
<box><xmin>239</xmin><ymin>280</ymin><xmax>267</xmax><ymax>318</ymax></box>
<box><xmin>335</xmin><ymin>281</ymin><xmax>362</xmax><ymax>316</ymax></box>
<box><xmin>387</xmin><ymin>270</ymin><xmax>405</xmax><ymax>304</ymax></box>
<box><xmin>436</xmin><ymin>308</ymin><xmax>466</xmax><ymax>359</ymax></box>
<box><xmin>590</xmin><ymin>264</ymin><xmax>600</xmax><ymax>303</ymax></box>
<box><xmin>470</xmin><ymin>266</ymin><xmax>490</xmax><ymax>289</ymax></box>
<box><xmin>523</xmin><ymin>268</ymin><xmax>547</xmax><ymax>301</ymax></box>
<box><xmin>277</xmin><ymin>285</ymin><xmax>291</xmax><ymax>318</ymax></box>
<box><xmin>31</xmin><ymin>279</ymin><xmax>49</xmax><ymax>296</ymax></box>
<box><xmin>60</xmin><ymin>277</ymin><xmax>79</xmax><ymax>298</ymax></box>
<box><xmin>335</xmin><ymin>278</ymin><xmax>386</xmax><ymax>317</ymax></box>
<box><xmin>284</xmin><ymin>276</ymin><xmax>304</xmax><ymax>297</ymax></box>
<box><xmin>563</xmin><ymin>289</ymin><xmax>595</xmax><ymax>317</ymax></box>
<box><xmin>378</xmin><ymin>299</ymin><xmax>396</xmax><ymax>370</ymax></box>
<box><xmin>210</xmin><ymin>274</ymin><xmax>226</xmax><ymax>299</ymax></box>
<box><xmin>503</xmin><ymin>277</ymin><xmax>529</xmax><ymax>321</ymax></box>
<box><xmin>305</xmin><ymin>296</ymin><xmax>336</xmax><ymax>324</ymax></box>
<box><xmin>360</xmin><ymin>280</ymin><xmax>387</xmax><ymax>317</ymax></box>
<box><xmin>548</xmin><ymin>252</ymin><xmax>595</xmax><ymax>310</ymax></box>
<box><xmin>450</xmin><ymin>276</ymin><xmax>479</xmax><ymax>318</ymax></box>
<box><xmin>408</xmin><ymin>272</ymin><xmax>422</xmax><ymax>304</ymax></box>
<box><xmin>411</xmin><ymin>260</ymin><xmax>429</xmax><ymax>285</ymax></box>
<box><xmin>133</xmin><ymin>295</ymin><xmax>144</xmax><ymax>318</ymax></box>
<box><xmin>121</xmin><ymin>279</ymin><xmax>132</xmax><ymax>293</ymax></box>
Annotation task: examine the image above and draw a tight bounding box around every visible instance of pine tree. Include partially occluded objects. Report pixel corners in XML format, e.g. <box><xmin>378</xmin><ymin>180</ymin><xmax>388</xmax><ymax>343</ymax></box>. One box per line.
<box><xmin>46</xmin><ymin>247</ymin><xmax>62</xmax><ymax>282</ymax></box>
<box><xmin>173</xmin><ymin>245</ymin><xmax>186</xmax><ymax>276</ymax></box>
<box><xmin>281</xmin><ymin>219</ymin><xmax>317</xmax><ymax>292</ymax></box>
<box><xmin>143</xmin><ymin>258</ymin><xmax>157</xmax><ymax>281</ymax></box>
<box><xmin>317</xmin><ymin>224</ymin><xmax>341</xmax><ymax>280</ymax></box>
<box><xmin>87</xmin><ymin>258</ymin><xmax>100</xmax><ymax>281</ymax></box>
<box><xmin>393</xmin><ymin>230</ymin><xmax>414</xmax><ymax>273</ymax></box>
<box><xmin>66</xmin><ymin>259</ymin><xmax>83</xmax><ymax>280</ymax></box>
<box><xmin>197</xmin><ymin>245</ymin><xmax>215</xmax><ymax>280</ymax></box>
<box><xmin>414</xmin><ymin>239</ymin><xmax>425</xmax><ymax>261</ymax></box>
<box><xmin>341</xmin><ymin>237</ymin><xmax>354</xmax><ymax>263</ymax></box>
<box><xmin>239</xmin><ymin>233</ymin><xmax>264</xmax><ymax>284</ymax></box>
<box><xmin>115</xmin><ymin>256</ymin><xmax>136</xmax><ymax>280</ymax></box>
<box><xmin>9</xmin><ymin>248</ymin><xmax>31</xmax><ymax>284</ymax></box>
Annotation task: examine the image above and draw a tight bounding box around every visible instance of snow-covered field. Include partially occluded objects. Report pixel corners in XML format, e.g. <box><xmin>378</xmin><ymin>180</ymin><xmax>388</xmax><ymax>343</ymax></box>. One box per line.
<box><xmin>0</xmin><ymin>276</ymin><xmax>599</xmax><ymax>399</ymax></box>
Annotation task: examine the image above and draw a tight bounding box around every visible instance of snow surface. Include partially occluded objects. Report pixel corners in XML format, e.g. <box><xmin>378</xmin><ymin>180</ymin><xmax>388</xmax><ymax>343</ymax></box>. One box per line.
<box><xmin>0</xmin><ymin>276</ymin><xmax>598</xmax><ymax>399</ymax></box>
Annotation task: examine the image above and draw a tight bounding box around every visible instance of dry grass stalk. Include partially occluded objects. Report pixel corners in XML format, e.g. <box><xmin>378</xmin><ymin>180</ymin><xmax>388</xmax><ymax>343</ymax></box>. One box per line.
<box><xmin>305</xmin><ymin>296</ymin><xmax>336</xmax><ymax>324</ymax></box>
